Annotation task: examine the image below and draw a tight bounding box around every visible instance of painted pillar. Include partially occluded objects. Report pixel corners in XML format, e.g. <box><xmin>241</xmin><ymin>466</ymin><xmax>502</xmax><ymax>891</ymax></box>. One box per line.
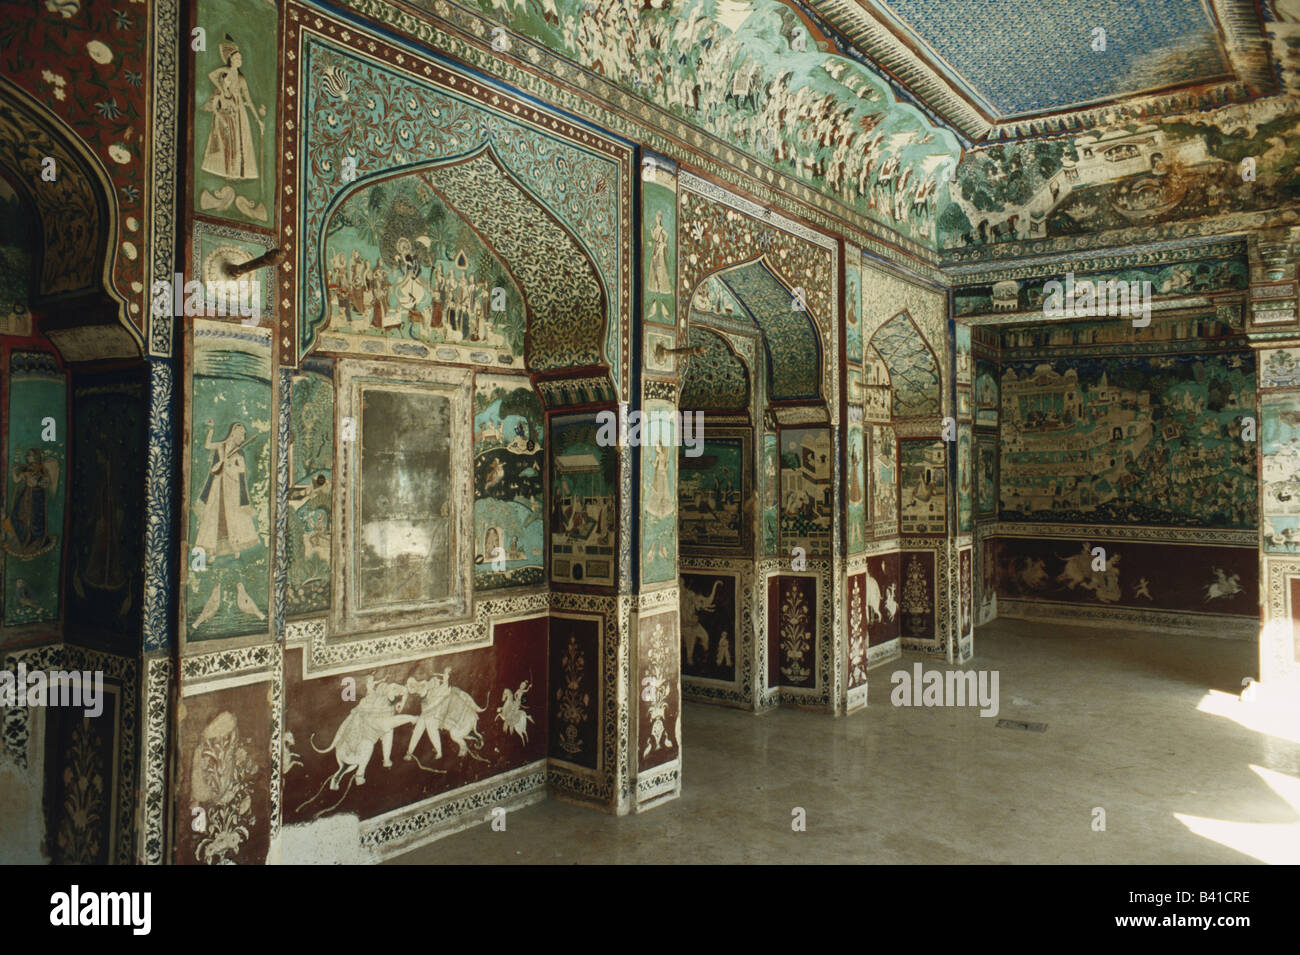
<box><xmin>1249</xmin><ymin>227</ymin><xmax>1300</xmax><ymax>705</ymax></box>
<box><xmin>631</xmin><ymin>150</ymin><xmax>682</xmax><ymax>810</ymax></box>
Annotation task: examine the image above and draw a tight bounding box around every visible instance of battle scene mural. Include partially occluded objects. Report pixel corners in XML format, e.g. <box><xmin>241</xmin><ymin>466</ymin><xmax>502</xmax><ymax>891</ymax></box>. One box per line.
<box><xmin>999</xmin><ymin>353</ymin><xmax>1256</xmax><ymax>527</ymax></box>
<box><xmin>994</xmin><ymin>538</ymin><xmax>1256</xmax><ymax>617</ymax></box>
<box><xmin>283</xmin><ymin>616</ymin><xmax>547</xmax><ymax>826</ymax></box>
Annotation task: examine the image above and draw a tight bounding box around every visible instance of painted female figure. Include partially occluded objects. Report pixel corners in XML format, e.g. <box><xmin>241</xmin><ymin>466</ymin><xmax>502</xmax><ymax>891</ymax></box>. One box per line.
<box><xmin>2</xmin><ymin>449</ymin><xmax>57</xmax><ymax>558</ymax></box>
<box><xmin>848</xmin><ymin>443</ymin><xmax>863</xmax><ymax>504</ymax></box>
<box><xmin>648</xmin><ymin>210</ymin><xmax>671</xmax><ymax>295</ymax></box>
<box><xmin>196</xmin><ymin>420</ymin><xmax>261</xmax><ymax>559</ymax></box>
<box><xmin>200</xmin><ymin>38</ymin><xmax>264</xmax><ymax>181</ymax></box>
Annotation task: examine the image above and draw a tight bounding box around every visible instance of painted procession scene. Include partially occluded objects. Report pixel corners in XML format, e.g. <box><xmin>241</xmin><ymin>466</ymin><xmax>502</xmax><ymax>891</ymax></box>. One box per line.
<box><xmin>321</xmin><ymin>175</ymin><xmax>526</xmax><ymax>366</ymax></box>
<box><xmin>999</xmin><ymin>354</ymin><xmax>1257</xmax><ymax>527</ymax></box>
<box><xmin>471</xmin><ymin>0</ymin><xmax>962</xmax><ymax>243</ymax></box>
<box><xmin>473</xmin><ymin>375</ymin><xmax>545</xmax><ymax>590</ymax></box>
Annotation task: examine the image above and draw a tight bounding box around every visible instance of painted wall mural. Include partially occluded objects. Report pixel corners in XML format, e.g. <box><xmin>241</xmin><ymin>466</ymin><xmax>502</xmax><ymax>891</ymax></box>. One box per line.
<box><xmin>0</xmin><ymin>0</ymin><xmax>150</xmax><ymax>326</ymax></box>
<box><xmin>3</xmin><ymin>350</ymin><xmax>66</xmax><ymax>627</ymax></box>
<box><xmin>192</xmin><ymin>0</ymin><xmax>279</xmax><ymax>226</ymax></box>
<box><xmin>847</xmin><ymin>572</ymin><xmax>867</xmax><ymax>689</ymax></box>
<box><xmin>297</xmin><ymin>29</ymin><xmax>624</xmax><ymax>371</ymax></box>
<box><xmin>771</xmin><ymin>574</ymin><xmax>816</xmax><ymax>689</ymax></box>
<box><xmin>865</xmin><ymin>551</ymin><xmax>901</xmax><ymax>647</ymax></box>
<box><xmin>0</xmin><ymin>179</ymin><xmax>32</xmax><ymax>337</ymax></box>
<box><xmin>975</xmin><ymin>359</ymin><xmax>999</xmax><ymax>427</ymax></box>
<box><xmin>955</xmin><ymin>257</ymin><xmax>1248</xmax><ymax>316</ymax></box>
<box><xmin>846</xmin><ymin>416</ymin><xmax>866</xmax><ymax>554</ymax></box>
<box><xmin>550</xmin><ymin>414</ymin><xmax>617</xmax><ymax>587</ymax></box>
<box><xmin>640</xmin><ymin>398</ymin><xmax>678</xmax><ymax>586</ymax></box>
<box><xmin>473</xmin><ymin>374</ymin><xmax>544</xmax><ymax>590</ymax></box>
<box><xmin>66</xmin><ymin>375</ymin><xmax>146</xmax><ymax>643</ymax></box>
<box><xmin>185</xmin><ymin>323</ymin><xmax>272</xmax><ymax>643</ymax></box>
<box><xmin>957</xmin><ymin>423</ymin><xmax>972</xmax><ymax>534</ymax></box>
<box><xmin>994</xmin><ymin>538</ymin><xmax>1256</xmax><ymax>617</ymax></box>
<box><xmin>869</xmin><ymin>311</ymin><xmax>942</xmax><ymax>418</ymax></box>
<box><xmin>761</xmin><ymin>431</ymin><xmax>779</xmax><ymax>556</ymax></box>
<box><xmin>283</xmin><ymin>616</ymin><xmax>548</xmax><ymax>825</ymax></box>
<box><xmin>642</xmin><ymin>163</ymin><xmax>676</xmax><ymax>328</ymax></box>
<box><xmin>900</xmin><ymin>551</ymin><xmax>935</xmax><ymax>639</ymax></box>
<box><xmin>941</xmin><ymin>106</ymin><xmax>1300</xmax><ymax>250</ymax></box>
<box><xmin>779</xmin><ymin>428</ymin><xmax>832</xmax><ymax>557</ymax></box>
<box><xmin>899</xmin><ymin>440</ymin><xmax>946</xmax><ymax>536</ymax></box>
<box><xmin>286</xmin><ymin>360</ymin><xmax>333</xmax><ymax>617</ymax></box>
<box><xmin>1262</xmin><ymin>391</ymin><xmax>1300</xmax><ymax>553</ymax></box>
<box><xmin>999</xmin><ymin>353</ymin><xmax>1256</xmax><ymax>527</ymax></box>
<box><xmin>680</xmin><ymin>325</ymin><xmax>751</xmax><ymax>412</ymax></box>
<box><xmin>955</xmin><ymin>322</ymin><xmax>972</xmax><ymax>385</ymax></box>
<box><xmin>975</xmin><ymin>431</ymin><xmax>998</xmax><ymax>517</ymax></box>
<box><xmin>845</xmin><ymin>259</ymin><xmax>863</xmax><ymax>365</ymax></box>
<box><xmin>463</xmin><ymin>0</ymin><xmax>962</xmax><ymax>245</ymax></box>
<box><xmin>870</xmin><ymin>424</ymin><xmax>898</xmax><ymax>538</ymax></box>
<box><xmin>176</xmin><ymin>682</ymin><xmax>271</xmax><ymax>865</ymax></box>
<box><xmin>679</xmin><ymin>431</ymin><xmax>751</xmax><ymax>555</ymax></box>
<box><xmin>320</xmin><ymin>174</ymin><xmax>526</xmax><ymax>367</ymax></box>
<box><xmin>637</xmin><ymin>610</ymin><xmax>679</xmax><ymax>772</ymax></box>
<box><xmin>49</xmin><ymin>694</ymin><xmax>119</xmax><ymax>864</ymax></box>
<box><xmin>549</xmin><ymin>615</ymin><xmax>599</xmax><ymax>769</ymax></box>
<box><xmin>680</xmin><ymin>572</ymin><xmax>739</xmax><ymax>684</ymax></box>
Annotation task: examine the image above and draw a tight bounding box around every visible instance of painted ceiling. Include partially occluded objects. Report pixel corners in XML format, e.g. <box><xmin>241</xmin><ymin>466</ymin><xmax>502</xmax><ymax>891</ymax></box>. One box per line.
<box><xmin>806</xmin><ymin>0</ymin><xmax>1277</xmax><ymax>142</ymax></box>
<box><xmin>872</xmin><ymin>0</ymin><xmax>1230</xmax><ymax>118</ymax></box>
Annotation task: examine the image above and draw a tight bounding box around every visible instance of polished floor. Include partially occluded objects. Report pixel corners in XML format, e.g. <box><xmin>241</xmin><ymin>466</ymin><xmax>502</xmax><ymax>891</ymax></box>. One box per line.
<box><xmin>393</xmin><ymin>618</ymin><xmax>1300</xmax><ymax>864</ymax></box>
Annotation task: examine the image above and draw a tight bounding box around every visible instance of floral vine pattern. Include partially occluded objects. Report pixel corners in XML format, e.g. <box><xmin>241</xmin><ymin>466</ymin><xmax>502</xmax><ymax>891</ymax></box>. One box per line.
<box><xmin>554</xmin><ymin>635</ymin><xmax>590</xmax><ymax>758</ymax></box>
<box><xmin>779</xmin><ymin>581</ymin><xmax>812</xmax><ymax>685</ymax></box>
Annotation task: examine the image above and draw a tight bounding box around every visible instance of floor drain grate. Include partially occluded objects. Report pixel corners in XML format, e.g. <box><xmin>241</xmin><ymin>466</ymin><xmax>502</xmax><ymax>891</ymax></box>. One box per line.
<box><xmin>996</xmin><ymin>719</ymin><xmax>1047</xmax><ymax>732</ymax></box>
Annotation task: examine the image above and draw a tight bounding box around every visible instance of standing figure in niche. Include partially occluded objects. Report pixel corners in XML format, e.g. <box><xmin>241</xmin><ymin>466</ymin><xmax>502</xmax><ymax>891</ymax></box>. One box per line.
<box><xmin>199</xmin><ymin>37</ymin><xmax>264</xmax><ymax>181</ymax></box>
<box><xmin>2</xmin><ymin>449</ymin><xmax>58</xmax><ymax>558</ymax></box>
<box><xmin>647</xmin><ymin>210</ymin><xmax>672</xmax><ymax>320</ymax></box>
<box><xmin>196</xmin><ymin>420</ymin><xmax>261</xmax><ymax>559</ymax></box>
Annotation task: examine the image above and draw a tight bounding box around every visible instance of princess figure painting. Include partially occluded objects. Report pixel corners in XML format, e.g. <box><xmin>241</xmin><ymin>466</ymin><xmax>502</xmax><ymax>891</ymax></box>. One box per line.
<box><xmin>200</xmin><ymin>36</ymin><xmax>264</xmax><ymax>181</ymax></box>
<box><xmin>195</xmin><ymin>420</ymin><xmax>261</xmax><ymax>559</ymax></box>
<box><xmin>2</xmin><ymin>448</ymin><xmax>59</xmax><ymax>558</ymax></box>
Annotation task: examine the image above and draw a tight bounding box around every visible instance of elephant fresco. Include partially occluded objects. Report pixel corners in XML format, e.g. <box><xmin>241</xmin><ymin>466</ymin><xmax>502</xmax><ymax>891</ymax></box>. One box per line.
<box><xmin>311</xmin><ymin>676</ymin><xmax>415</xmax><ymax>790</ymax></box>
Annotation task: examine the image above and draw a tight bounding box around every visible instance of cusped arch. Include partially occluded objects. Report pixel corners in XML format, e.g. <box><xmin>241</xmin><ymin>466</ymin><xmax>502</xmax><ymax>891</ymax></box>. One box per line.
<box><xmin>310</xmin><ymin>144</ymin><xmax>608</xmax><ymax>374</ymax></box>
<box><xmin>0</xmin><ymin>77</ymin><xmax>139</xmax><ymax>359</ymax></box>
<box><xmin>680</xmin><ymin>325</ymin><xmax>751</xmax><ymax>412</ymax></box>
<box><xmin>688</xmin><ymin>256</ymin><xmax>822</xmax><ymax>403</ymax></box>
<box><xmin>867</xmin><ymin>309</ymin><xmax>942</xmax><ymax>418</ymax></box>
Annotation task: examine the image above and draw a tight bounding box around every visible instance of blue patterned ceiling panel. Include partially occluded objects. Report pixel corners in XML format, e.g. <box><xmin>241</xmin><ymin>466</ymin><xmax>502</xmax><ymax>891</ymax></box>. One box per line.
<box><xmin>874</xmin><ymin>0</ymin><xmax>1231</xmax><ymax>117</ymax></box>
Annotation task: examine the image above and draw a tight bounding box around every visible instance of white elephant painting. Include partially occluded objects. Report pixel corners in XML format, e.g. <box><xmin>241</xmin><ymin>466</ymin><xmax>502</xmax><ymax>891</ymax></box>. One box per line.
<box><xmin>404</xmin><ymin>671</ymin><xmax>488</xmax><ymax>763</ymax></box>
<box><xmin>311</xmin><ymin>676</ymin><xmax>415</xmax><ymax>790</ymax></box>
